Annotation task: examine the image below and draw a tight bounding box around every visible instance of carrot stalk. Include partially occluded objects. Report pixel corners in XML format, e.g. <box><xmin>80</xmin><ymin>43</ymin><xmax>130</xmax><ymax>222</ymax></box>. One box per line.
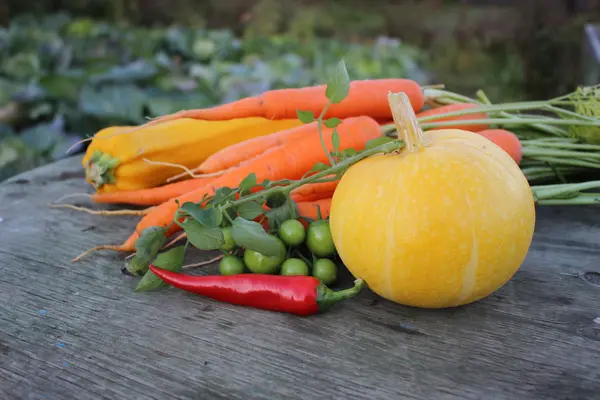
<box><xmin>416</xmin><ymin>103</ymin><xmax>489</xmax><ymax>132</ymax></box>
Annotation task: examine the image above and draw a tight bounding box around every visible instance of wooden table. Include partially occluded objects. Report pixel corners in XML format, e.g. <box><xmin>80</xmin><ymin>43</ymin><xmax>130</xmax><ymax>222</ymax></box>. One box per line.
<box><xmin>1</xmin><ymin>156</ymin><xmax>599</xmax><ymax>400</ymax></box>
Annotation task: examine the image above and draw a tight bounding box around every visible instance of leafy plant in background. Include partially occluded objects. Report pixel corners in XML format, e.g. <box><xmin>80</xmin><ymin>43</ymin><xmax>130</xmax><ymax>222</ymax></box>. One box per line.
<box><xmin>0</xmin><ymin>12</ymin><xmax>429</xmax><ymax>182</ymax></box>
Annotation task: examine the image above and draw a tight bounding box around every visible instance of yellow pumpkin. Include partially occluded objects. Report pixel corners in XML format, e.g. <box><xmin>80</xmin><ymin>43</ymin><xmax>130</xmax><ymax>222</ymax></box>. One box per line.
<box><xmin>82</xmin><ymin>117</ymin><xmax>303</xmax><ymax>193</ymax></box>
<box><xmin>329</xmin><ymin>92</ymin><xmax>536</xmax><ymax>308</ymax></box>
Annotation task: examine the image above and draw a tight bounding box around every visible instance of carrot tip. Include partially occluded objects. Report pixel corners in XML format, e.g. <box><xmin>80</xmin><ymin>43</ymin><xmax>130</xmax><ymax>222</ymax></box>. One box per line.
<box><xmin>71</xmin><ymin>244</ymin><xmax>124</xmax><ymax>263</ymax></box>
<box><xmin>181</xmin><ymin>255</ymin><xmax>224</xmax><ymax>270</ymax></box>
<box><xmin>165</xmin><ymin>166</ymin><xmax>229</xmax><ymax>183</ymax></box>
<box><xmin>164</xmin><ymin>232</ymin><xmax>187</xmax><ymax>249</ymax></box>
<box><xmin>48</xmin><ymin>203</ymin><xmax>152</xmax><ymax>216</ymax></box>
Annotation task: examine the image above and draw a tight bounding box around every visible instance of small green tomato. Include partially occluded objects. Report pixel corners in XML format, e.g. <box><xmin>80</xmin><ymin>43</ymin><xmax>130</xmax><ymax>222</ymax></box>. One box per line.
<box><xmin>219</xmin><ymin>255</ymin><xmax>246</xmax><ymax>275</ymax></box>
<box><xmin>278</xmin><ymin>219</ymin><xmax>306</xmax><ymax>247</ymax></box>
<box><xmin>312</xmin><ymin>258</ymin><xmax>338</xmax><ymax>285</ymax></box>
<box><xmin>306</xmin><ymin>220</ymin><xmax>336</xmax><ymax>257</ymax></box>
<box><xmin>280</xmin><ymin>258</ymin><xmax>310</xmax><ymax>276</ymax></box>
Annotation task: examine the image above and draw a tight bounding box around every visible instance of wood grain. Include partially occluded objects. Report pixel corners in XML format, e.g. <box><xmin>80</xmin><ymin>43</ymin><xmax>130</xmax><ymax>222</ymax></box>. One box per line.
<box><xmin>0</xmin><ymin>156</ymin><xmax>599</xmax><ymax>400</ymax></box>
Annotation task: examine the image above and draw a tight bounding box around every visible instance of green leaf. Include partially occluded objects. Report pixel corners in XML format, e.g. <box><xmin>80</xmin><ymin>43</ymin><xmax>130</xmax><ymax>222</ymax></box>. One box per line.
<box><xmin>331</xmin><ymin>129</ymin><xmax>341</xmax><ymax>154</ymax></box>
<box><xmin>89</xmin><ymin>60</ymin><xmax>158</xmax><ymax>85</ymax></box>
<box><xmin>180</xmin><ymin>202</ymin><xmax>222</xmax><ymax>228</ymax></box>
<box><xmin>265</xmin><ymin>199</ymin><xmax>297</xmax><ymax>231</ymax></box>
<box><xmin>20</xmin><ymin>119</ymin><xmax>64</xmax><ymax>153</ymax></box>
<box><xmin>338</xmin><ymin>148</ymin><xmax>358</xmax><ymax>161</ymax></box>
<box><xmin>266</xmin><ymin>191</ymin><xmax>288</xmax><ymax>208</ymax></box>
<box><xmin>134</xmin><ymin>245</ymin><xmax>186</xmax><ymax>292</ymax></box>
<box><xmin>324</xmin><ymin>117</ymin><xmax>342</xmax><ymax>128</ymax></box>
<box><xmin>303</xmin><ymin>162</ymin><xmax>330</xmax><ymax>177</ymax></box>
<box><xmin>183</xmin><ymin>219</ymin><xmax>225</xmax><ymax>250</ymax></box>
<box><xmin>127</xmin><ymin>226</ymin><xmax>168</xmax><ymax>276</ymax></box>
<box><xmin>325</xmin><ymin>59</ymin><xmax>350</xmax><ymax>104</ymax></box>
<box><xmin>236</xmin><ymin>201</ymin><xmax>265</xmax><ymax>220</ymax></box>
<box><xmin>207</xmin><ymin>186</ymin><xmax>235</xmax><ymax>207</ymax></box>
<box><xmin>365</xmin><ymin>136</ymin><xmax>395</xmax><ymax>150</ymax></box>
<box><xmin>238</xmin><ymin>173</ymin><xmax>257</xmax><ymax>195</ymax></box>
<box><xmin>79</xmin><ymin>84</ymin><xmax>146</xmax><ymax>123</ymax></box>
<box><xmin>296</xmin><ymin>110</ymin><xmax>315</xmax><ymax>123</ymax></box>
<box><xmin>231</xmin><ymin>217</ymin><xmax>286</xmax><ymax>257</ymax></box>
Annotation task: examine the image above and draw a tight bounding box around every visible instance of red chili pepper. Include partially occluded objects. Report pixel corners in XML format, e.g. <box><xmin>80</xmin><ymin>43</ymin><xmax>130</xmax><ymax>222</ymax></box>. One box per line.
<box><xmin>148</xmin><ymin>265</ymin><xmax>365</xmax><ymax>316</ymax></box>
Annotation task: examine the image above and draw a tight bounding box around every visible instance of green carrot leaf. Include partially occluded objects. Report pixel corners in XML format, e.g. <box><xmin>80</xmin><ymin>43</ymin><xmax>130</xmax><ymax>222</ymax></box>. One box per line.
<box><xmin>236</xmin><ymin>201</ymin><xmax>265</xmax><ymax>220</ymax></box>
<box><xmin>183</xmin><ymin>219</ymin><xmax>225</xmax><ymax>250</ymax></box>
<box><xmin>331</xmin><ymin>129</ymin><xmax>340</xmax><ymax>154</ymax></box>
<box><xmin>180</xmin><ymin>202</ymin><xmax>222</xmax><ymax>228</ymax></box>
<box><xmin>127</xmin><ymin>226</ymin><xmax>168</xmax><ymax>276</ymax></box>
<box><xmin>134</xmin><ymin>245</ymin><xmax>186</xmax><ymax>292</ymax></box>
<box><xmin>325</xmin><ymin>59</ymin><xmax>350</xmax><ymax>104</ymax></box>
<box><xmin>231</xmin><ymin>217</ymin><xmax>286</xmax><ymax>257</ymax></box>
<box><xmin>324</xmin><ymin>117</ymin><xmax>342</xmax><ymax>128</ymax></box>
<box><xmin>297</xmin><ymin>110</ymin><xmax>315</xmax><ymax>123</ymax></box>
<box><xmin>239</xmin><ymin>173</ymin><xmax>257</xmax><ymax>195</ymax></box>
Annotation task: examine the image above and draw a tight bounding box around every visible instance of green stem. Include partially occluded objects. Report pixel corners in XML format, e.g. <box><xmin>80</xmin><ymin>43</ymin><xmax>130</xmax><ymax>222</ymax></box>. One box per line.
<box><xmin>422</xmin><ymin>87</ymin><xmax>571</xmax><ymax>136</ymax></box>
<box><xmin>416</xmin><ymin>101</ymin><xmax>553</xmax><ymax>123</ymax></box>
<box><xmin>523</xmin><ymin>157</ymin><xmax>600</xmax><ymax>169</ymax></box>
<box><xmin>532</xmin><ymin>181</ymin><xmax>600</xmax><ymax>200</ymax></box>
<box><xmin>476</xmin><ymin>89</ymin><xmax>493</xmax><ymax>105</ymax></box>
<box><xmin>521</xmin><ymin>147</ymin><xmax>600</xmax><ymax>160</ymax></box>
<box><xmin>294</xmin><ymin>249</ymin><xmax>313</xmax><ymax>267</ymax></box>
<box><xmin>224</xmin><ymin>140</ymin><xmax>403</xmax><ymax>211</ymax></box>
<box><xmin>535</xmin><ymin>194</ymin><xmax>600</xmax><ymax>205</ymax></box>
<box><xmin>420</xmin><ymin>118</ymin><xmax>600</xmax><ymax>129</ymax></box>
<box><xmin>288</xmin><ymin>195</ymin><xmax>297</xmax><ymax>219</ymax></box>
<box><xmin>523</xmin><ymin>140</ymin><xmax>600</xmax><ymax>150</ymax></box>
<box><xmin>381</xmin><ymin>116</ymin><xmax>591</xmax><ymax>136</ymax></box>
<box><xmin>544</xmin><ymin>104</ymin><xmax>598</xmax><ymax>122</ymax></box>
<box><xmin>316</xmin><ymin>101</ymin><xmax>335</xmax><ymax>166</ymax></box>
<box><xmin>316</xmin><ymin>279</ymin><xmax>365</xmax><ymax>311</ymax></box>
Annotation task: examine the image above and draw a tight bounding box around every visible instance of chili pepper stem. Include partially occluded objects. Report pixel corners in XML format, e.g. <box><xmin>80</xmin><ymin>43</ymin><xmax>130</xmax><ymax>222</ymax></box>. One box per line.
<box><xmin>316</xmin><ymin>279</ymin><xmax>365</xmax><ymax>311</ymax></box>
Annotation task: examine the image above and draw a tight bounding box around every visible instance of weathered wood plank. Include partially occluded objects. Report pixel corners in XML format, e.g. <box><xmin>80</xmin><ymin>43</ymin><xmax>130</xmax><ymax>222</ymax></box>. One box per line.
<box><xmin>0</xmin><ymin>156</ymin><xmax>599</xmax><ymax>400</ymax></box>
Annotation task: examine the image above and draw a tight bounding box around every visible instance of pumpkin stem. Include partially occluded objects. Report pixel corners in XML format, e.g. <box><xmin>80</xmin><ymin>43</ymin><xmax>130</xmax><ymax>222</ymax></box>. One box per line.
<box><xmin>388</xmin><ymin>91</ymin><xmax>426</xmax><ymax>153</ymax></box>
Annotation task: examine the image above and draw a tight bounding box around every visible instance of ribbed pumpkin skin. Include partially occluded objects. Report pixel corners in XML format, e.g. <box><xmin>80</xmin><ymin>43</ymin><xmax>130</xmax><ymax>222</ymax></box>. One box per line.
<box><xmin>329</xmin><ymin>128</ymin><xmax>536</xmax><ymax>308</ymax></box>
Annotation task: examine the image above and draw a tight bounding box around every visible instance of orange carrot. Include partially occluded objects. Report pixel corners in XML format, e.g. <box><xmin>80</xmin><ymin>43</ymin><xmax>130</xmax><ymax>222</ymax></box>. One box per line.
<box><xmin>91</xmin><ymin>175</ymin><xmax>218</xmax><ymax>206</ymax></box>
<box><xmin>136</xmin><ymin>79</ymin><xmax>425</xmax><ymax>128</ymax></box>
<box><xmin>199</xmin><ymin>121</ymin><xmax>321</xmax><ymax>174</ymax></box>
<box><xmin>119</xmin><ymin>116</ymin><xmax>382</xmax><ymax>251</ymax></box>
<box><xmin>297</xmin><ymin>198</ymin><xmax>332</xmax><ymax>222</ymax></box>
<box><xmin>477</xmin><ymin>129</ymin><xmax>523</xmax><ymax>164</ymax></box>
<box><xmin>417</xmin><ymin>103</ymin><xmax>489</xmax><ymax>132</ymax></box>
<box><xmin>290</xmin><ymin>179</ymin><xmax>339</xmax><ymax>203</ymax></box>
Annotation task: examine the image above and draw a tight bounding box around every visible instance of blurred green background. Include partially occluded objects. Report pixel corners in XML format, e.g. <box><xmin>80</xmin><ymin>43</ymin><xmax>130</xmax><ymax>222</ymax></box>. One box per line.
<box><xmin>0</xmin><ymin>0</ymin><xmax>599</xmax><ymax>181</ymax></box>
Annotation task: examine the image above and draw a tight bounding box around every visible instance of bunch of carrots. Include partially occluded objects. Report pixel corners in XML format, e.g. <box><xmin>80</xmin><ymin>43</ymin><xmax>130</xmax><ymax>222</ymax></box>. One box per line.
<box><xmin>53</xmin><ymin>68</ymin><xmax>600</xmax><ymax>271</ymax></box>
